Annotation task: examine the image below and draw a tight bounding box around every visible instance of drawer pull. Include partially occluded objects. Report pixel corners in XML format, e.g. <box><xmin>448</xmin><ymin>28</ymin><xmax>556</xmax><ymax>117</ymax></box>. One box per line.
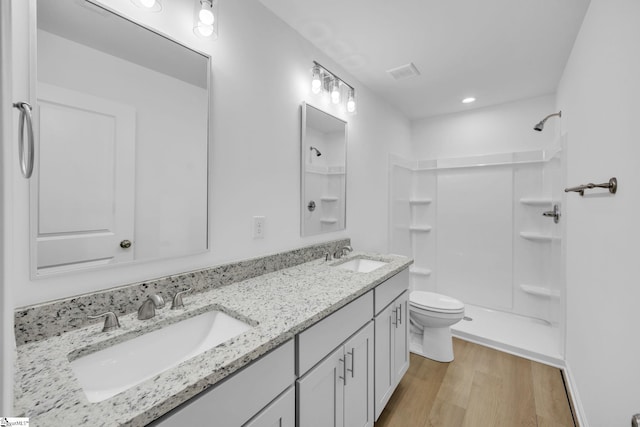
<box><xmin>347</xmin><ymin>349</ymin><xmax>355</xmax><ymax>378</ymax></box>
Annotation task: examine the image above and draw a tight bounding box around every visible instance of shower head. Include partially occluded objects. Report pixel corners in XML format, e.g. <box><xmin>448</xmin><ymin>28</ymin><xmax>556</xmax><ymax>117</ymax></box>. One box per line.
<box><xmin>533</xmin><ymin>111</ymin><xmax>562</xmax><ymax>132</ymax></box>
<box><xmin>310</xmin><ymin>146</ymin><xmax>322</xmax><ymax>157</ymax></box>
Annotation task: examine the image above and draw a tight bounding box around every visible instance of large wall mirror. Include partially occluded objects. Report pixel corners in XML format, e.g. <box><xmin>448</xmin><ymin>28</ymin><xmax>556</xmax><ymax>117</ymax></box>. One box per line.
<box><xmin>300</xmin><ymin>103</ymin><xmax>347</xmax><ymax>236</ymax></box>
<box><xmin>33</xmin><ymin>0</ymin><xmax>210</xmax><ymax>275</ymax></box>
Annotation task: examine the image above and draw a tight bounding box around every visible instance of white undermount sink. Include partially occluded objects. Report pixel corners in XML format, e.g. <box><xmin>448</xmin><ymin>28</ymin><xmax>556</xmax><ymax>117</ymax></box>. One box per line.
<box><xmin>336</xmin><ymin>258</ymin><xmax>388</xmax><ymax>273</ymax></box>
<box><xmin>70</xmin><ymin>310</ymin><xmax>252</xmax><ymax>403</ymax></box>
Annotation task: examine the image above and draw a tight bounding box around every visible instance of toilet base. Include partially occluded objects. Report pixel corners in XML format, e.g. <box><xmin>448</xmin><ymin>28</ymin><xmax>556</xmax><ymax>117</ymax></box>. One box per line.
<box><xmin>409</xmin><ymin>327</ymin><xmax>455</xmax><ymax>363</ymax></box>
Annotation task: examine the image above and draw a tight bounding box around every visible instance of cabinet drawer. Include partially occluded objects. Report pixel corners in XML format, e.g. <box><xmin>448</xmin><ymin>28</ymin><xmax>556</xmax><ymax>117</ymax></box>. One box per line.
<box><xmin>244</xmin><ymin>386</ymin><xmax>295</xmax><ymax>427</ymax></box>
<box><xmin>374</xmin><ymin>268</ymin><xmax>409</xmax><ymax>315</ymax></box>
<box><xmin>151</xmin><ymin>340</ymin><xmax>295</xmax><ymax>426</ymax></box>
<box><xmin>297</xmin><ymin>291</ymin><xmax>373</xmax><ymax>376</ymax></box>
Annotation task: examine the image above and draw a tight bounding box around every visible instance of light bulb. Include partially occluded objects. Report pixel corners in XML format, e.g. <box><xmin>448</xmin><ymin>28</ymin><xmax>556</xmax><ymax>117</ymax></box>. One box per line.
<box><xmin>346</xmin><ymin>91</ymin><xmax>356</xmax><ymax>113</ymax></box>
<box><xmin>462</xmin><ymin>97</ymin><xmax>476</xmax><ymax>104</ymax></box>
<box><xmin>196</xmin><ymin>23</ymin><xmax>214</xmax><ymax>37</ymax></box>
<box><xmin>311</xmin><ymin>67</ymin><xmax>322</xmax><ymax>94</ymax></box>
<box><xmin>331</xmin><ymin>80</ymin><xmax>340</xmax><ymax>104</ymax></box>
<box><xmin>199</xmin><ymin>5</ymin><xmax>215</xmax><ymax>25</ymax></box>
<box><xmin>131</xmin><ymin>0</ymin><xmax>161</xmax><ymax>10</ymax></box>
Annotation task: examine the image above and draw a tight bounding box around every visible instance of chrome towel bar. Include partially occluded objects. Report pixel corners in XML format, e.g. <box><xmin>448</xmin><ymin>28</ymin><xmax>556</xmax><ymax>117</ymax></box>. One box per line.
<box><xmin>13</xmin><ymin>101</ymin><xmax>35</xmax><ymax>179</ymax></box>
<box><xmin>565</xmin><ymin>177</ymin><xmax>617</xmax><ymax>196</ymax></box>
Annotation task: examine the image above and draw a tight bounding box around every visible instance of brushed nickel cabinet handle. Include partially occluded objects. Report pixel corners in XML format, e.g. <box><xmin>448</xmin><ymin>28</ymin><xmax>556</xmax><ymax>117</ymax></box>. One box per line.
<box><xmin>339</xmin><ymin>357</ymin><xmax>346</xmax><ymax>385</ymax></box>
<box><xmin>347</xmin><ymin>348</ymin><xmax>355</xmax><ymax>378</ymax></box>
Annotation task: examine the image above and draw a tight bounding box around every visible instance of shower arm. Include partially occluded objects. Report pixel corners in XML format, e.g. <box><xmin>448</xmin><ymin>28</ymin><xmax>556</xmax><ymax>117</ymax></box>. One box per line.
<box><xmin>540</xmin><ymin>111</ymin><xmax>561</xmax><ymax>124</ymax></box>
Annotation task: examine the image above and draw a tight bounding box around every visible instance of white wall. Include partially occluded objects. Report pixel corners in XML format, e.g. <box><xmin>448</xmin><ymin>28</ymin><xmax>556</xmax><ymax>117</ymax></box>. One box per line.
<box><xmin>8</xmin><ymin>0</ymin><xmax>411</xmax><ymax>306</ymax></box>
<box><xmin>556</xmin><ymin>0</ymin><xmax>640</xmax><ymax>425</ymax></box>
<box><xmin>0</xmin><ymin>0</ymin><xmax>15</xmax><ymax>414</ymax></box>
<box><xmin>411</xmin><ymin>94</ymin><xmax>557</xmax><ymax>159</ymax></box>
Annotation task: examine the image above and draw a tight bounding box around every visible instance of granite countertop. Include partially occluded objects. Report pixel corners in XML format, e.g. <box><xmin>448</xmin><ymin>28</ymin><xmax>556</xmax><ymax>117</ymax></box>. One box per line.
<box><xmin>14</xmin><ymin>252</ymin><xmax>412</xmax><ymax>426</ymax></box>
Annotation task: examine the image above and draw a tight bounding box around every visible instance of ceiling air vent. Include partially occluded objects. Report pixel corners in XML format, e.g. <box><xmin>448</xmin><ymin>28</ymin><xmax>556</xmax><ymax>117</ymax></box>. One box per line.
<box><xmin>387</xmin><ymin>62</ymin><xmax>420</xmax><ymax>81</ymax></box>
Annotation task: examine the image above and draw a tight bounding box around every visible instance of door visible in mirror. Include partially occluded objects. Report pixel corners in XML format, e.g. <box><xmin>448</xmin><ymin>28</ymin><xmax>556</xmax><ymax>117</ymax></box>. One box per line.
<box><xmin>300</xmin><ymin>103</ymin><xmax>347</xmax><ymax>237</ymax></box>
<box><xmin>34</xmin><ymin>0</ymin><xmax>209</xmax><ymax>275</ymax></box>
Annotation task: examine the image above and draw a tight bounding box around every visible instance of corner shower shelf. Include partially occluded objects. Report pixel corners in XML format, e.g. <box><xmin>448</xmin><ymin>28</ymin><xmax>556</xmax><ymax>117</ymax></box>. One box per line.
<box><xmin>320</xmin><ymin>218</ymin><xmax>338</xmax><ymax>224</ymax></box>
<box><xmin>410</xmin><ymin>266</ymin><xmax>432</xmax><ymax>276</ymax></box>
<box><xmin>409</xmin><ymin>198</ymin><xmax>433</xmax><ymax>205</ymax></box>
<box><xmin>519</xmin><ymin>197</ymin><xmax>553</xmax><ymax>206</ymax></box>
<box><xmin>320</xmin><ymin>196</ymin><xmax>339</xmax><ymax>202</ymax></box>
<box><xmin>409</xmin><ymin>225</ymin><xmax>432</xmax><ymax>232</ymax></box>
<box><xmin>519</xmin><ymin>231</ymin><xmax>560</xmax><ymax>242</ymax></box>
<box><xmin>520</xmin><ymin>284</ymin><xmax>560</xmax><ymax>298</ymax></box>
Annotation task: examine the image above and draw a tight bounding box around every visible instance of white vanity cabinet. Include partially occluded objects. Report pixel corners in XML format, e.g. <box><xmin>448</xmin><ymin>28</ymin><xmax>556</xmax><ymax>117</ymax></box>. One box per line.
<box><xmin>151</xmin><ymin>340</ymin><xmax>295</xmax><ymax>427</ymax></box>
<box><xmin>297</xmin><ymin>322</ymin><xmax>374</xmax><ymax>427</ymax></box>
<box><xmin>296</xmin><ymin>291</ymin><xmax>375</xmax><ymax>427</ymax></box>
<box><xmin>373</xmin><ymin>269</ymin><xmax>410</xmax><ymax>420</ymax></box>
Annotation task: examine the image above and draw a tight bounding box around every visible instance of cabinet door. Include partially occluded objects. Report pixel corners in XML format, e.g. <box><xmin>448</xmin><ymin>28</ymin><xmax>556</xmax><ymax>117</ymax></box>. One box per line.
<box><xmin>297</xmin><ymin>345</ymin><xmax>345</xmax><ymax>427</ymax></box>
<box><xmin>393</xmin><ymin>292</ymin><xmax>410</xmax><ymax>382</ymax></box>
<box><xmin>244</xmin><ymin>386</ymin><xmax>295</xmax><ymax>427</ymax></box>
<box><xmin>343</xmin><ymin>322</ymin><xmax>374</xmax><ymax>427</ymax></box>
<box><xmin>374</xmin><ymin>304</ymin><xmax>395</xmax><ymax>420</ymax></box>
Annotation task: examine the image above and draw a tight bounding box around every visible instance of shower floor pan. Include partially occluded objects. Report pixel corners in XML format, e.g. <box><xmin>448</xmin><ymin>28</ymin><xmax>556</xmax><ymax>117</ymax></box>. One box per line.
<box><xmin>451</xmin><ymin>304</ymin><xmax>563</xmax><ymax>367</ymax></box>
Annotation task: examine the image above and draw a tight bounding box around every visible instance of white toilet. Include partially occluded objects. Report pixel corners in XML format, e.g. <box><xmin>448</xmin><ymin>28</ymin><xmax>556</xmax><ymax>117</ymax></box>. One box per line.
<box><xmin>409</xmin><ymin>291</ymin><xmax>465</xmax><ymax>362</ymax></box>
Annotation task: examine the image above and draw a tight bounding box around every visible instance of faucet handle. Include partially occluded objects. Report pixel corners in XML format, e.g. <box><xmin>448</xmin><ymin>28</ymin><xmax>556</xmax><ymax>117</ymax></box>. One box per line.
<box><xmin>171</xmin><ymin>288</ymin><xmax>192</xmax><ymax>310</ymax></box>
<box><xmin>88</xmin><ymin>311</ymin><xmax>120</xmax><ymax>332</ymax></box>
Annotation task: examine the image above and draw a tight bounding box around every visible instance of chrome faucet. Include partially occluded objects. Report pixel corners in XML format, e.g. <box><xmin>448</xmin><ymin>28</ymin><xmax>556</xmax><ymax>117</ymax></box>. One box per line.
<box><xmin>334</xmin><ymin>245</ymin><xmax>353</xmax><ymax>259</ymax></box>
<box><xmin>88</xmin><ymin>311</ymin><xmax>120</xmax><ymax>332</ymax></box>
<box><xmin>138</xmin><ymin>294</ymin><xmax>165</xmax><ymax>320</ymax></box>
<box><xmin>171</xmin><ymin>288</ymin><xmax>192</xmax><ymax>310</ymax></box>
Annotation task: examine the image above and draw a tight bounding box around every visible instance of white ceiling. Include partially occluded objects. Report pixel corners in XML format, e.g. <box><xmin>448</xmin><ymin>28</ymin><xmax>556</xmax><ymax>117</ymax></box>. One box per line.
<box><xmin>258</xmin><ymin>0</ymin><xmax>591</xmax><ymax>120</ymax></box>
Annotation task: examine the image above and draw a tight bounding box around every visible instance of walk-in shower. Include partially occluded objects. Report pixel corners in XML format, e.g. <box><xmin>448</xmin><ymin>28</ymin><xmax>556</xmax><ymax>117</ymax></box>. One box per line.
<box><xmin>389</xmin><ymin>149</ymin><xmax>564</xmax><ymax>365</ymax></box>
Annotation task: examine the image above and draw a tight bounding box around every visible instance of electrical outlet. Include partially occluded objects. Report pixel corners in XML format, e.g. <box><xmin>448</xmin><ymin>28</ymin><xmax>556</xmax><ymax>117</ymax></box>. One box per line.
<box><xmin>253</xmin><ymin>216</ymin><xmax>265</xmax><ymax>239</ymax></box>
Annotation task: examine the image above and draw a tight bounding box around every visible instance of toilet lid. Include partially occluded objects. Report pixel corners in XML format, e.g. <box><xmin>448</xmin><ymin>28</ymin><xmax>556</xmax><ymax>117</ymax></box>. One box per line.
<box><xmin>410</xmin><ymin>291</ymin><xmax>464</xmax><ymax>313</ymax></box>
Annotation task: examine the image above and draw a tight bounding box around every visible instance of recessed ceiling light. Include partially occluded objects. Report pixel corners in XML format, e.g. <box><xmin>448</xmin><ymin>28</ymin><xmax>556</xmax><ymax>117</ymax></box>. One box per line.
<box><xmin>462</xmin><ymin>97</ymin><xmax>476</xmax><ymax>104</ymax></box>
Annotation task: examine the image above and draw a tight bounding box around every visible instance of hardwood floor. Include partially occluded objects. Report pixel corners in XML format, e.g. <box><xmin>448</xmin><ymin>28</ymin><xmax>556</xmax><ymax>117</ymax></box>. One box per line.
<box><xmin>375</xmin><ymin>338</ymin><xmax>575</xmax><ymax>427</ymax></box>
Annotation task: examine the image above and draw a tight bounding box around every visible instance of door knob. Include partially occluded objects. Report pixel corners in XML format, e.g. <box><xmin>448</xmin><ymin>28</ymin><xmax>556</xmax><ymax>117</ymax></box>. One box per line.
<box><xmin>120</xmin><ymin>240</ymin><xmax>132</xmax><ymax>249</ymax></box>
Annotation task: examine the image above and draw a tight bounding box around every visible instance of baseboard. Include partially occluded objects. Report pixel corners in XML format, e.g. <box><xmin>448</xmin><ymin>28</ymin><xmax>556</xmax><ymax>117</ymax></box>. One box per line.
<box><xmin>561</xmin><ymin>362</ymin><xmax>589</xmax><ymax>427</ymax></box>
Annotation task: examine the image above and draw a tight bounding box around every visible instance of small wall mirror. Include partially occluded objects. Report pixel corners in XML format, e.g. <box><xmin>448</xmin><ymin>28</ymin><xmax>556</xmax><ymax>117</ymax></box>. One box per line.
<box><xmin>33</xmin><ymin>0</ymin><xmax>210</xmax><ymax>275</ymax></box>
<box><xmin>300</xmin><ymin>103</ymin><xmax>347</xmax><ymax>236</ymax></box>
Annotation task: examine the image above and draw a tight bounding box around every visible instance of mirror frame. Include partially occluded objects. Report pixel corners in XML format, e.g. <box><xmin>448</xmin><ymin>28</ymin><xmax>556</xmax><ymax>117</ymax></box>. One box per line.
<box><xmin>30</xmin><ymin>0</ymin><xmax>212</xmax><ymax>277</ymax></box>
<box><xmin>300</xmin><ymin>102</ymin><xmax>348</xmax><ymax>237</ymax></box>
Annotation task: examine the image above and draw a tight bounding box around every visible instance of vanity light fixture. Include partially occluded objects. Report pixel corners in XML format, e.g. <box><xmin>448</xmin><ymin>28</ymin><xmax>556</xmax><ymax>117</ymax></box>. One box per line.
<box><xmin>310</xmin><ymin>61</ymin><xmax>356</xmax><ymax>113</ymax></box>
<box><xmin>330</xmin><ymin>79</ymin><xmax>341</xmax><ymax>104</ymax></box>
<box><xmin>194</xmin><ymin>0</ymin><xmax>218</xmax><ymax>39</ymax></box>
<box><xmin>346</xmin><ymin>89</ymin><xmax>356</xmax><ymax>113</ymax></box>
<box><xmin>131</xmin><ymin>0</ymin><xmax>162</xmax><ymax>12</ymax></box>
<box><xmin>311</xmin><ymin>65</ymin><xmax>322</xmax><ymax>94</ymax></box>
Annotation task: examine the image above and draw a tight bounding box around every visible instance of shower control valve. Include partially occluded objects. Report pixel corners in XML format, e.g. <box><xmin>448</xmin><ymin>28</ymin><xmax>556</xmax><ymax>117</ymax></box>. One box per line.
<box><xmin>307</xmin><ymin>200</ymin><xmax>316</xmax><ymax>212</ymax></box>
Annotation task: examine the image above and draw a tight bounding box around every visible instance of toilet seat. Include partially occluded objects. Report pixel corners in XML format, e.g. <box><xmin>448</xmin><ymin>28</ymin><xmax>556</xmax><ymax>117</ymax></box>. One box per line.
<box><xmin>410</xmin><ymin>291</ymin><xmax>464</xmax><ymax>313</ymax></box>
